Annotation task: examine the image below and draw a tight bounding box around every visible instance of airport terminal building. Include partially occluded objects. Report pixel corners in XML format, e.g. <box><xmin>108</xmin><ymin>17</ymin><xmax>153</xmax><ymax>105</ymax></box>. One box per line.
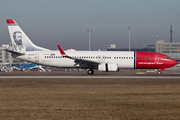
<box><xmin>0</xmin><ymin>44</ymin><xmax>10</xmax><ymax>64</ymax></box>
<box><xmin>0</xmin><ymin>43</ymin><xmax>26</xmax><ymax>67</ymax></box>
<box><xmin>107</xmin><ymin>44</ymin><xmax>155</xmax><ymax>52</ymax></box>
<box><xmin>156</xmin><ymin>38</ymin><xmax>180</xmax><ymax>63</ymax></box>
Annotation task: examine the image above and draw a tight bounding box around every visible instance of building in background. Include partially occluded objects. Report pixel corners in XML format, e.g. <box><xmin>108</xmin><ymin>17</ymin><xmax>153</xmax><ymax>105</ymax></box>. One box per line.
<box><xmin>107</xmin><ymin>44</ymin><xmax>155</xmax><ymax>52</ymax></box>
<box><xmin>0</xmin><ymin>43</ymin><xmax>27</xmax><ymax>67</ymax></box>
<box><xmin>156</xmin><ymin>37</ymin><xmax>180</xmax><ymax>63</ymax></box>
<box><xmin>0</xmin><ymin>44</ymin><xmax>11</xmax><ymax>64</ymax></box>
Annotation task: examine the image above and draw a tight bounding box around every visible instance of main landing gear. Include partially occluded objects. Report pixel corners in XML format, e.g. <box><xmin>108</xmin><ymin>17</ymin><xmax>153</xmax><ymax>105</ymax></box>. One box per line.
<box><xmin>87</xmin><ymin>69</ymin><xmax>94</xmax><ymax>74</ymax></box>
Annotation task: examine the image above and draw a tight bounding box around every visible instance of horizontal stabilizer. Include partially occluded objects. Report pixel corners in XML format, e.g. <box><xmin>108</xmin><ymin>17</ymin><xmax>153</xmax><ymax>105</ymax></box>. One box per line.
<box><xmin>4</xmin><ymin>49</ymin><xmax>25</xmax><ymax>55</ymax></box>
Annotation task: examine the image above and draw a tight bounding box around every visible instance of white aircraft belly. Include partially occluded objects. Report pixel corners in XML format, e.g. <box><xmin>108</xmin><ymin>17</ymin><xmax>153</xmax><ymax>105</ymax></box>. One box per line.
<box><xmin>117</xmin><ymin>60</ymin><xmax>134</xmax><ymax>68</ymax></box>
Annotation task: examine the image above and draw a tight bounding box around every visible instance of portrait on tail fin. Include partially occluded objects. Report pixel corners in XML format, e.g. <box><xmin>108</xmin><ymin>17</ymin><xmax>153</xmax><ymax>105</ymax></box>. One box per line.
<box><xmin>13</xmin><ymin>31</ymin><xmax>22</xmax><ymax>45</ymax></box>
<box><xmin>13</xmin><ymin>31</ymin><xmax>26</xmax><ymax>52</ymax></box>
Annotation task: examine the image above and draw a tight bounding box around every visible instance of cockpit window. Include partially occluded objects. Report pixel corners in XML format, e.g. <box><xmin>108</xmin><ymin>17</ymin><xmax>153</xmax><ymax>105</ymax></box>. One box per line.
<box><xmin>164</xmin><ymin>57</ymin><xmax>171</xmax><ymax>59</ymax></box>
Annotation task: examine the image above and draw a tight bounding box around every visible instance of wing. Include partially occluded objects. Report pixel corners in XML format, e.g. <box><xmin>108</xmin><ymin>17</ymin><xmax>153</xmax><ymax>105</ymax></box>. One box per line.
<box><xmin>57</xmin><ymin>45</ymin><xmax>101</xmax><ymax>68</ymax></box>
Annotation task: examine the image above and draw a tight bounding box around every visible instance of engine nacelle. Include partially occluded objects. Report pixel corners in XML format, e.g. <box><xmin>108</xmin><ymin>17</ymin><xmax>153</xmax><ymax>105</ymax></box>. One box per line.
<box><xmin>98</xmin><ymin>63</ymin><xmax>118</xmax><ymax>72</ymax></box>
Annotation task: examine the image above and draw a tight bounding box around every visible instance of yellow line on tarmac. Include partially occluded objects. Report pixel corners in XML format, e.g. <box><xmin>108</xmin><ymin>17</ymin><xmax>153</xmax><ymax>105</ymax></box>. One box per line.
<box><xmin>136</xmin><ymin>72</ymin><xmax>145</xmax><ymax>74</ymax></box>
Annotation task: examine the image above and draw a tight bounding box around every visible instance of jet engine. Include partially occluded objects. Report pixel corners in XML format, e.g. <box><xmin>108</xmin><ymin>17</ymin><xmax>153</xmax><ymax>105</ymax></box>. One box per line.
<box><xmin>98</xmin><ymin>63</ymin><xmax>118</xmax><ymax>72</ymax></box>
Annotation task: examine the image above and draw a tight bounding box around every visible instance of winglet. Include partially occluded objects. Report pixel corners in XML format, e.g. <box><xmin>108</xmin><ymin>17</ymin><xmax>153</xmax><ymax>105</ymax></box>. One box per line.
<box><xmin>6</xmin><ymin>19</ymin><xmax>16</xmax><ymax>25</ymax></box>
<box><xmin>57</xmin><ymin>45</ymin><xmax>66</xmax><ymax>56</ymax></box>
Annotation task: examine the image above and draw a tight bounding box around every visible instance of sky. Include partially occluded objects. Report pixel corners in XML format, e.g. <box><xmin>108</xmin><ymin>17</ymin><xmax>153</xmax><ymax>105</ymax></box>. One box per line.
<box><xmin>0</xmin><ymin>0</ymin><xmax>180</xmax><ymax>50</ymax></box>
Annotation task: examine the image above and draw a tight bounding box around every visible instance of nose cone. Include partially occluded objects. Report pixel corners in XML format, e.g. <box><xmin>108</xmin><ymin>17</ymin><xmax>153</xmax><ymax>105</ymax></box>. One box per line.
<box><xmin>164</xmin><ymin>59</ymin><xmax>177</xmax><ymax>68</ymax></box>
<box><xmin>169</xmin><ymin>59</ymin><xmax>178</xmax><ymax>67</ymax></box>
<box><xmin>172</xmin><ymin>59</ymin><xmax>178</xmax><ymax>66</ymax></box>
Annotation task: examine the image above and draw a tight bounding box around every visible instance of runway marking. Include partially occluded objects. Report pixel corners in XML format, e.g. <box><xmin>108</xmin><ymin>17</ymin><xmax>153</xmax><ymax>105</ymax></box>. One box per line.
<box><xmin>136</xmin><ymin>72</ymin><xmax>145</xmax><ymax>74</ymax></box>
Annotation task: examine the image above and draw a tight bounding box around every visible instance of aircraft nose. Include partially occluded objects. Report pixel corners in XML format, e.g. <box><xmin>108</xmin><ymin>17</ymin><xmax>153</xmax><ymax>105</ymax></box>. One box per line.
<box><xmin>171</xmin><ymin>59</ymin><xmax>178</xmax><ymax>66</ymax></box>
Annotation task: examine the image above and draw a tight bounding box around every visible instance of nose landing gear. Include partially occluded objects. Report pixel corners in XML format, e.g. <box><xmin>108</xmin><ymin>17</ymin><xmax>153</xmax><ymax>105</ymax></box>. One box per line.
<box><xmin>157</xmin><ymin>71</ymin><xmax>161</xmax><ymax>74</ymax></box>
<box><xmin>157</xmin><ymin>68</ymin><xmax>166</xmax><ymax>75</ymax></box>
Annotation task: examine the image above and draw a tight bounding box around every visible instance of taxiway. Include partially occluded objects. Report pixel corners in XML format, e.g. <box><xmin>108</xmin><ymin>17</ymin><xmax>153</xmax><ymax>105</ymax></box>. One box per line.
<box><xmin>0</xmin><ymin>70</ymin><xmax>180</xmax><ymax>78</ymax></box>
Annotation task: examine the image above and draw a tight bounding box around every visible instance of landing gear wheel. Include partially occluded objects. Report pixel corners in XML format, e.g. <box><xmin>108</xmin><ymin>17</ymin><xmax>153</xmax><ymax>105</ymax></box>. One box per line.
<box><xmin>87</xmin><ymin>69</ymin><xmax>94</xmax><ymax>74</ymax></box>
<box><xmin>158</xmin><ymin>71</ymin><xmax>161</xmax><ymax>74</ymax></box>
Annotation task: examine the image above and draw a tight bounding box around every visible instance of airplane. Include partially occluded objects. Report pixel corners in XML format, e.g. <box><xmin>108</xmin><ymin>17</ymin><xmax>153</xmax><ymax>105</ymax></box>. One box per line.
<box><xmin>5</xmin><ymin>19</ymin><xmax>178</xmax><ymax>74</ymax></box>
<box><xmin>14</xmin><ymin>64</ymin><xmax>46</xmax><ymax>72</ymax></box>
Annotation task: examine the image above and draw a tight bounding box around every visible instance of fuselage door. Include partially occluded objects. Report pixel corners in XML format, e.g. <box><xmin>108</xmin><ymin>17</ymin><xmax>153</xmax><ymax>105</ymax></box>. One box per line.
<box><xmin>155</xmin><ymin>54</ymin><xmax>159</xmax><ymax>63</ymax></box>
<box><xmin>35</xmin><ymin>53</ymin><xmax>39</xmax><ymax>62</ymax></box>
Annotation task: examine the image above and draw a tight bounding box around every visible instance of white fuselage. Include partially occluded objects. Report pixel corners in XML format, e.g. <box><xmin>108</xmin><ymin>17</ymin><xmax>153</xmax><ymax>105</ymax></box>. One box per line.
<box><xmin>17</xmin><ymin>50</ymin><xmax>135</xmax><ymax>68</ymax></box>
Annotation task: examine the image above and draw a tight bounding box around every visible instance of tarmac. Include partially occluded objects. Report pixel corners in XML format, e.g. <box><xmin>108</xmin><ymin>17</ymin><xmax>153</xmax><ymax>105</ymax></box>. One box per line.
<box><xmin>0</xmin><ymin>69</ymin><xmax>180</xmax><ymax>78</ymax></box>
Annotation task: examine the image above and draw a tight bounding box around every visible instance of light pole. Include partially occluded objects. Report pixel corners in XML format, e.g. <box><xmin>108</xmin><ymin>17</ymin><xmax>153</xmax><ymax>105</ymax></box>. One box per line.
<box><xmin>128</xmin><ymin>26</ymin><xmax>131</xmax><ymax>51</ymax></box>
<box><xmin>87</xmin><ymin>29</ymin><xmax>92</xmax><ymax>51</ymax></box>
